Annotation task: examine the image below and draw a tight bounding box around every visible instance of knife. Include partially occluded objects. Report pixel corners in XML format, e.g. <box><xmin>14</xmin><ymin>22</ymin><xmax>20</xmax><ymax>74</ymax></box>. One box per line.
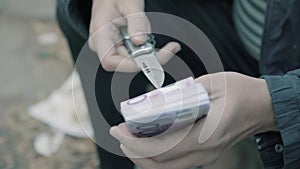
<box><xmin>121</xmin><ymin>27</ymin><xmax>165</xmax><ymax>89</ymax></box>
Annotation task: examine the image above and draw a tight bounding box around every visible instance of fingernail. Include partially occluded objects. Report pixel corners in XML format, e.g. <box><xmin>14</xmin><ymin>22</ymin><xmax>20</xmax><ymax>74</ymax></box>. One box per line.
<box><xmin>109</xmin><ymin>127</ymin><xmax>118</xmax><ymax>136</ymax></box>
<box><xmin>120</xmin><ymin>144</ymin><xmax>125</xmax><ymax>150</ymax></box>
<box><xmin>133</xmin><ymin>32</ymin><xmax>147</xmax><ymax>43</ymax></box>
<box><xmin>174</xmin><ymin>44</ymin><xmax>181</xmax><ymax>53</ymax></box>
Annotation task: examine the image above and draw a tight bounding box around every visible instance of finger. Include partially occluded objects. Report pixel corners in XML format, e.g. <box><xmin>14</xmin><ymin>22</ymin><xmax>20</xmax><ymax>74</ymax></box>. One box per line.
<box><xmin>150</xmin><ymin>120</ymin><xmax>206</xmax><ymax>162</ymax></box>
<box><xmin>122</xmin><ymin>144</ymin><xmax>196</xmax><ymax>169</ymax></box>
<box><xmin>194</xmin><ymin>74</ymin><xmax>212</xmax><ymax>96</ymax></box>
<box><xmin>110</xmin><ymin>122</ymin><xmax>196</xmax><ymax>160</ymax></box>
<box><xmin>88</xmin><ymin>38</ymin><xmax>96</xmax><ymax>52</ymax></box>
<box><xmin>89</xmin><ymin>4</ymin><xmax>126</xmax><ymax>51</ymax></box>
<box><xmin>196</xmin><ymin>73</ymin><xmax>227</xmax><ymax>144</ymax></box>
<box><xmin>110</xmin><ymin>123</ymin><xmax>163</xmax><ymax>157</ymax></box>
<box><xmin>90</xmin><ymin>25</ymin><xmax>119</xmax><ymax>60</ymax></box>
<box><xmin>91</xmin><ymin>28</ymin><xmax>139</xmax><ymax>72</ymax></box>
<box><xmin>122</xmin><ymin>0</ymin><xmax>149</xmax><ymax>44</ymax></box>
<box><xmin>120</xmin><ymin>144</ymin><xmax>144</xmax><ymax>159</ymax></box>
<box><xmin>116</xmin><ymin>45</ymin><xmax>130</xmax><ymax>58</ymax></box>
<box><xmin>121</xmin><ymin>144</ymin><xmax>158</xmax><ymax>169</ymax></box>
<box><xmin>113</xmin><ymin>40</ymin><xmax>180</xmax><ymax>72</ymax></box>
<box><xmin>115</xmin><ymin>45</ymin><xmax>140</xmax><ymax>72</ymax></box>
<box><xmin>195</xmin><ymin>74</ymin><xmax>217</xmax><ymax>144</ymax></box>
<box><xmin>125</xmin><ymin>12</ymin><xmax>151</xmax><ymax>45</ymax></box>
<box><xmin>110</xmin><ymin>123</ymin><xmax>136</xmax><ymax>138</ymax></box>
<box><xmin>102</xmin><ymin>54</ymin><xmax>138</xmax><ymax>72</ymax></box>
<box><xmin>156</xmin><ymin>42</ymin><xmax>181</xmax><ymax>65</ymax></box>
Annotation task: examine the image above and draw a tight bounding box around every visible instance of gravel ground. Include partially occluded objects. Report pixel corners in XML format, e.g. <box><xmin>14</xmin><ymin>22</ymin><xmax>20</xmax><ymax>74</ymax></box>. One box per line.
<box><xmin>0</xmin><ymin>14</ymin><xmax>99</xmax><ymax>169</ymax></box>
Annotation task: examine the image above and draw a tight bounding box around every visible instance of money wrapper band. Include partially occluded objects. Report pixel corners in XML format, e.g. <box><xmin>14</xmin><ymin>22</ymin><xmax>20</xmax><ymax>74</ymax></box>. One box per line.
<box><xmin>120</xmin><ymin>77</ymin><xmax>210</xmax><ymax>137</ymax></box>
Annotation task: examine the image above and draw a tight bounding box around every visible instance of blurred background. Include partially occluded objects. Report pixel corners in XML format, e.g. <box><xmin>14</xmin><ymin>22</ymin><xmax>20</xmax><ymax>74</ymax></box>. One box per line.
<box><xmin>0</xmin><ymin>0</ymin><xmax>98</xmax><ymax>168</ymax></box>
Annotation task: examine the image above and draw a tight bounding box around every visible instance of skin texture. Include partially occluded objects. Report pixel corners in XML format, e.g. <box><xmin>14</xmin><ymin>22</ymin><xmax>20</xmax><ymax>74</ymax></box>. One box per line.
<box><xmin>89</xmin><ymin>1</ymin><xmax>278</xmax><ymax>168</ymax></box>
<box><xmin>110</xmin><ymin>72</ymin><xmax>278</xmax><ymax>169</ymax></box>
<box><xmin>89</xmin><ymin>0</ymin><xmax>181</xmax><ymax>72</ymax></box>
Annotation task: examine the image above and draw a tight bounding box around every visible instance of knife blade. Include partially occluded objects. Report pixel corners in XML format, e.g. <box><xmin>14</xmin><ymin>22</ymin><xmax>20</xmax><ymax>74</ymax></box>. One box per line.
<box><xmin>121</xmin><ymin>27</ymin><xmax>165</xmax><ymax>88</ymax></box>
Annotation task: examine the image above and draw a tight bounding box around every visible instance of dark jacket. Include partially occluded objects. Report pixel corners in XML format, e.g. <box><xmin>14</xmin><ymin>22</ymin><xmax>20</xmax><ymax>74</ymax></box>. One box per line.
<box><xmin>57</xmin><ymin>0</ymin><xmax>300</xmax><ymax>168</ymax></box>
<box><xmin>258</xmin><ymin>1</ymin><xmax>300</xmax><ymax>169</ymax></box>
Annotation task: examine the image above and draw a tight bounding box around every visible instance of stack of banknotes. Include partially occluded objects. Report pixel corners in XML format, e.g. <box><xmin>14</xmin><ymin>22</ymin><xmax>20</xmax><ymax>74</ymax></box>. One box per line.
<box><xmin>120</xmin><ymin>77</ymin><xmax>210</xmax><ymax>137</ymax></box>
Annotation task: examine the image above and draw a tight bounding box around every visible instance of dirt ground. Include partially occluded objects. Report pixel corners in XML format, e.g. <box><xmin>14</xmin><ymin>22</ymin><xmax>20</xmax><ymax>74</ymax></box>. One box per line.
<box><xmin>0</xmin><ymin>12</ymin><xmax>99</xmax><ymax>169</ymax></box>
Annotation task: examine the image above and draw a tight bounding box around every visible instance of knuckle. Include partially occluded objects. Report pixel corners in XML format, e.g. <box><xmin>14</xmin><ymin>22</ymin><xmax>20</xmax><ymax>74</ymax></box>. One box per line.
<box><xmin>101</xmin><ymin>60</ymin><xmax>116</xmax><ymax>71</ymax></box>
<box><xmin>200</xmin><ymin>74</ymin><xmax>210</xmax><ymax>81</ymax></box>
<box><xmin>195</xmin><ymin>74</ymin><xmax>209</xmax><ymax>84</ymax></box>
<box><xmin>88</xmin><ymin>39</ymin><xmax>95</xmax><ymax>51</ymax></box>
<box><xmin>89</xmin><ymin>23</ymin><xmax>95</xmax><ymax>34</ymax></box>
<box><xmin>89</xmin><ymin>27</ymin><xmax>95</xmax><ymax>35</ymax></box>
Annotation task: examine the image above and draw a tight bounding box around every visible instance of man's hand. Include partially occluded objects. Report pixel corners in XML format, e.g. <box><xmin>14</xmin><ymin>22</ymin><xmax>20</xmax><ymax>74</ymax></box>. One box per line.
<box><xmin>110</xmin><ymin>72</ymin><xmax>278</xmax><ymax>169</ymax></box>
<box><xmin>89</xmin><ymin>0</ymin><xmax>181</xmax><ymax>72</ymax></box>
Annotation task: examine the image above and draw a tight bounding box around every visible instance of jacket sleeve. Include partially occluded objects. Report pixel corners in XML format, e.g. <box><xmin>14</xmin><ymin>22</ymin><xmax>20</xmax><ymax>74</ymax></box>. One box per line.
<box><xmin>259</xmin><ymin>68</ymin><xmax>300</xmax><ymax>169</ymax></box>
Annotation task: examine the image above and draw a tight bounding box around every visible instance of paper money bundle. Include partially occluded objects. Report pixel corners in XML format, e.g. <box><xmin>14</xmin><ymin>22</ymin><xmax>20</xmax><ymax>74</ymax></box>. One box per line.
<box><xmin>120</xmin><ymin>77</ymin><xmax>210</xmax><ymax>137</ymax></box>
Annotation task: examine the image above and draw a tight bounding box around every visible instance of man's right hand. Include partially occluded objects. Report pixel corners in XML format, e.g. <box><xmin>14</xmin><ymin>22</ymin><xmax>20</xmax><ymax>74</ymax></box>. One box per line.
<box><xmin>89</xmin><ymin>0</ymin><xmax>181</xmax><ymax>72</ymax></box>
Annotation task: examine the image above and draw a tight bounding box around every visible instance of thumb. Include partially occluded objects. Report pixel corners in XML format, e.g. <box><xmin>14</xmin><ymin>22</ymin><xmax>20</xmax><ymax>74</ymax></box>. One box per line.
<box><xmin>195</xmin><ymin>73</ymin><xmax>227</xmax><ymax>144</ymax></box>
<box><xmin>124</xmin><ymin>4</ymin><xmax>150</xmax><ymax>45</ymax></box>
<box><xmin>195</xmin><ymin>74</ymin><xmax>212</xmax><ymax>96</ymax></box>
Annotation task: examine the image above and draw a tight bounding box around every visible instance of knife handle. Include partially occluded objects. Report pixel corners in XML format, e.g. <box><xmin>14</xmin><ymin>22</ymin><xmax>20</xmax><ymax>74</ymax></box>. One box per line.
<box><xmin>121</xmin><ymin>27</ymin><xmax>156</xmax><ymax>58</ymax></box>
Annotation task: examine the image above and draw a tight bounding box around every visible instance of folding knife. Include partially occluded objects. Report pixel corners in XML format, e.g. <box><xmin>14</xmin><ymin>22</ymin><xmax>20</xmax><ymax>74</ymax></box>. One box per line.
<box><xmin>121</xmin><ymin>27</ymin><xmax>164</xmax><ymax>89</ymax></box>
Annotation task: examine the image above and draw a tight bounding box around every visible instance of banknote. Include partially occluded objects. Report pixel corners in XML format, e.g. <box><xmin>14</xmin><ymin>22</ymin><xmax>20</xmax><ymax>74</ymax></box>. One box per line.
<box><xmin>121</xmin><ymin>77</ymin><xmax>196</xmax><ymax>118</ymax></box>
<box><xmin>120</xmin><ymin>77</ymin><xmax>210</xmax><ymax>137</ymax></box>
